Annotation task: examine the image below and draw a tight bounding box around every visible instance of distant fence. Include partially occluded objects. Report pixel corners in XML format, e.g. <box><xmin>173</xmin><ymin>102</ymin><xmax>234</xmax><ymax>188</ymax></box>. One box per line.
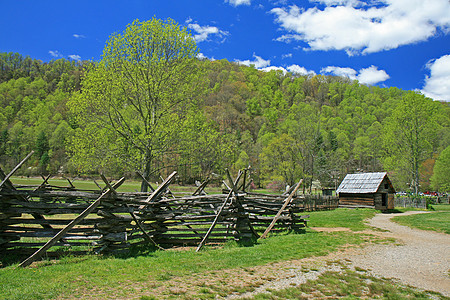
<box><xmin>293</xmin><ymin>195</ymin><xmax>340</xmax><ymax>211</ymax></box>
<box><xmin>394</xmin><ymin>196</ymin><xmax>427</xmax><ymax>209</ymax></box>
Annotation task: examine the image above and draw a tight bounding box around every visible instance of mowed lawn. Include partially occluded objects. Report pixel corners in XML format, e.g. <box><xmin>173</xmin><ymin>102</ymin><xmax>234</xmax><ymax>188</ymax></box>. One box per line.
<box><xmin>392</xmin><ymin>204</ymin><xmax>450</xmax><ymax>234</ymax></box>
<box><xmin>1</xmin><ymin>179</ymin><xmax>447</xmax><ymax>299</ymax></box>
<box><xmin>0</xmin><ymin>208</ymin><xmax>376</xmax><ymax>299</ymax></box>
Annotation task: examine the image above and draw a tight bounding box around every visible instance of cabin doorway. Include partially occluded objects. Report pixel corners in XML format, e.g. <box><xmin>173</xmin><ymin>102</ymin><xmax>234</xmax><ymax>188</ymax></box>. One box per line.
<box><xmin>381</xmin><ymin>193</ymin><xmax>387</xmax><ymax>207</ymax></box>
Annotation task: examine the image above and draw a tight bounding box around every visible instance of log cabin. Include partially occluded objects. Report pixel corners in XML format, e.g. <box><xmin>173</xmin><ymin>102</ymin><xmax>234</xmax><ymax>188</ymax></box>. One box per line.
<box><xmin>336</xmin><ymin>172</ymin><xmax>395</xmax><ymax>210</ymax></box>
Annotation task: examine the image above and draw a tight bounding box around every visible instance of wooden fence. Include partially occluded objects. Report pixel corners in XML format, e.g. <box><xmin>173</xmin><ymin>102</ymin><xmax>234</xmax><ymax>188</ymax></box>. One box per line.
<box><xmin>0</xmin><ymin>153</ymin><xmax>339</xmax><ymax>267</ymax></box>
<box><xmin>394</xmin><ymin>196</ymin><xmax>427</xmax><ymax>209</ymax></box>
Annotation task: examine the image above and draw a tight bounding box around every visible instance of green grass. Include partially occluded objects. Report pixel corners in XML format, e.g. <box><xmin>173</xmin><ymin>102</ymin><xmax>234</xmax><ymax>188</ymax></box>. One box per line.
<box><xmin>9</xmin><ymin>176</ymin><xmax>224</xmax><ymax>194</ymax></box>
<box><xmin>250</xmin><ymin>267</ymin><xmax>447</xmax><ymax>299</ymax></box>
<box><xmin>392</xmin><ymin>211</ymin><xmax>450</xmax><ymax>234</ymax></box>
<box><xmin>0</xmin><ymin>230</ymin><xmax>368</xmax><ymax>299</ymax></box>
<box><xmin>306</xmin><ymin>208</ymin><xmax>377</xmax><ymax>231</ymax></box>
<box><xmin>430</xmin><ymin>204</ymin><xmax>450</xmax><ymax>211</ymax></box>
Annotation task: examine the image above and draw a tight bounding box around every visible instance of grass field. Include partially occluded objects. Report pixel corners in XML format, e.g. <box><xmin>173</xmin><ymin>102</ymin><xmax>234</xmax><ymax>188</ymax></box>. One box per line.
<box><xmin>10</xmin><ymin>176</ymin><xmax>224</xmax><ymax>194</ymax></box>
<box><xmin>1</xmin><ymin>207</ymin><xmax>443</xmax><ymax>299</ymax></box>
<box><xmin>392</xmin><ymin>204</ymin><xmax>450</xmax><ymax>234</ymax></box>
<box><xmin>1</xmin><ymin>180</ymin><xmax>448</xmax><ymax>299</ymax></box>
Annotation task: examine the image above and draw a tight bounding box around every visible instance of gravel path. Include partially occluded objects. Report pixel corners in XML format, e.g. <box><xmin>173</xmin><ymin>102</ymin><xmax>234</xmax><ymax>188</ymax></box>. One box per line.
<box><xmin>351</xmin><ymin>211</ymin><xmax>450</xmax><ymax>297</ymax></box>
<box><xmin>231</xmin><ymin>211</ymin><xmax>450</xmax><ymax>298</ymax></box>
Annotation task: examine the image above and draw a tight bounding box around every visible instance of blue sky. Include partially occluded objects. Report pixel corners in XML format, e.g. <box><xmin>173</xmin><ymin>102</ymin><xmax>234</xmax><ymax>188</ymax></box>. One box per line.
<box><xmin>1</xmin><ymin>0</ymin><xmax>449</xmax><ymax>101</ymax></box>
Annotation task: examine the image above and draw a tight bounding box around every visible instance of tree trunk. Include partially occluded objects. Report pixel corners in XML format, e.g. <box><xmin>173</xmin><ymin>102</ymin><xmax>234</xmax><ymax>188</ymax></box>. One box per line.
<box><xmin>140</xmin><ymin>150</ymin><xmax>152</xmax><ymax>193</ymax></box>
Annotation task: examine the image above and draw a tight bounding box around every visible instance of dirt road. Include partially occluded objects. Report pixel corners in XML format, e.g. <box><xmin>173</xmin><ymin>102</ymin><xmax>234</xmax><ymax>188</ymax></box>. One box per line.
<box><xmin>351</xmin><ymin>211</ymin><xmax>450</xmax><ymax>297</ymax></box>
<box><xmin>232</xmin><ymin>211</ymin><xmax>450</xmax><ymax>298</ymax></box>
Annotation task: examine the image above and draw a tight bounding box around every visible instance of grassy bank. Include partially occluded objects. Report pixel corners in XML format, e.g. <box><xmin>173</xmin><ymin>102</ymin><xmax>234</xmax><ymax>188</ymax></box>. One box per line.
<box><xmin>0</xmin><ymin>207</ymin><xmax>379</xmax><ymax>299</ymax></box>
<box><xmin>306</xmin><ymin>208</ymin><xmax>376</xmax><ymax>231</ymax></box>
<box><xmin>2</xmin><ymin>199</ymin><xmax>435</xmax><ymax>299</ymax></box>
<box><xmin>392</xmin><ymin>205</ymin><xmax>450</xmax><ymax>234</ymax></box>
<box><xmin>0</xmin><ymin>230</ymin><xmax>368</xmax><ymax>299</ymax></box>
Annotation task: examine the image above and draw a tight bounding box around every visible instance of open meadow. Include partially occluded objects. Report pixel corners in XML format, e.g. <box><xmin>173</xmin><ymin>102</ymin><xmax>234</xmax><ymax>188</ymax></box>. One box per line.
<box><xmin>1</xmin><ymin>205</ymin><xmax>448</xmax><ymax>299</ymax></box>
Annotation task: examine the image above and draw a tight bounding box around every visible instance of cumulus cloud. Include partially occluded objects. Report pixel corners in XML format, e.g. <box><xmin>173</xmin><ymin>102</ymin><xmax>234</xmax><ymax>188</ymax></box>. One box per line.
<box><xmin>73</xmin><ymin>34</ymin><xmax>86</xmax><ymax>39</ymax></box>
<box><xmin>260</xmin><ymin>66</ymin><xmax>288</xmax><ymax>73</ymax></box>
<box><xmin>235</xmin><ymin>54</ymin><xmax>271</xmax><ymax>68</ymax></box>
<box><xmin>187</xmin><ymin>22</ymin><xmax>228</xmax><ymax>43</ymax></box>
<box><xmin>287</xmin><ymin>64</ymin><xmax>316</xmax><ymax>76</ymax></box>
<box><xmin>271</xmin><ymin>0</ymin><xmax>450</xmax><ymax>55</ymax></box>
<box><xmin>226</xmin><ymin>0</ymin><xmax>251</xmax><ymax>7</ymax></box>
<box><xmin>357</xmin><ymin>66</ymin><xmax>390</xmax><ymax>85</ymax></box>
<box><xmin>49</xmin><ymin>50</ymin><xmax>63</xmax><ymax>58</ymax></box>
<box><xmin>311</xmin><ymin>0</ymin><xmax>365</xmax><ymax>6</ymax></box>
<box><xmin>282</xmin><ymin>53</ymin><xmax>293</xmax><ymax>59</ymax></box>
<box><xmin>321</xmin><ymin>66</ymin><xmax>357</xmax><ymax>79</ymax></box>
<box><xmin>68</xmin><ymin>54</ymin><xmax>81</xmax><ymax>61</ymax></box>
<box><xmin>422</xmin><ymin>54</ymin><xmax>450</xmax><ymax>101</ymax></box>
<box><xmin>321</xmin><ymin>65</ymin><xmax>389</xmax><ymax>85</ymax></box>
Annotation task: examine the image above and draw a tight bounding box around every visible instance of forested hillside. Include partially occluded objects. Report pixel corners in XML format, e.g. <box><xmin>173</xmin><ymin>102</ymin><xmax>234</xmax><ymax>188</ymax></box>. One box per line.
<box><xmin>0</xmin><ymin>52</ymin><xmax>449</xmax><ymax>192</ymax></box>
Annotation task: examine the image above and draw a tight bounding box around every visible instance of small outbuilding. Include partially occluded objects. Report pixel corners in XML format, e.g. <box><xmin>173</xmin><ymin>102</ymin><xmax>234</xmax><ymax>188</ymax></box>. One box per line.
<box><xmin>336</xmin><ymin>172</ymin><xmax>395</xmax><ymax>210</ymax></box>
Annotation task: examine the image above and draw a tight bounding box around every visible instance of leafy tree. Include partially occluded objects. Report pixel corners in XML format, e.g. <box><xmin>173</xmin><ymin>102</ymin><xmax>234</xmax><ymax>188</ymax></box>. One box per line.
<box><xmin>383</xmin><ymin>92</ymin><xmax>439</xmax><ymax>193</ymax></box>
<box><xmin>260</xmin><ymin>133</ymin><xmax>303</xmax><ymax>187</ymax></box>
<box><xmin>68</xmin><ymin>18</ymin><xmax>204</xmax><ymax>190</ymax></box>
<box><xmin>431</xmin><ymin>146</ymin><xmax>450</xmax><ymax>192</ymax></box>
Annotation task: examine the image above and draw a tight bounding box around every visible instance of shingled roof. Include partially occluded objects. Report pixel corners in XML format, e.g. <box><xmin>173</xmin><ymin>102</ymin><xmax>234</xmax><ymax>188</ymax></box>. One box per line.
<box><xmin>336</xmin><ymin>172</ymin><xmax>392</xmax><ymax>194</ymax></box>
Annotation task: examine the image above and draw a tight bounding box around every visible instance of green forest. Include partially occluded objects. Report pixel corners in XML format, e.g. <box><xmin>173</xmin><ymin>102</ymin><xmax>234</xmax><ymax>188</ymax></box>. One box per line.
<box><xmin>0</xmin><ymin>20</ymin><xmax>449</xmax><ymax>193</ymax></box>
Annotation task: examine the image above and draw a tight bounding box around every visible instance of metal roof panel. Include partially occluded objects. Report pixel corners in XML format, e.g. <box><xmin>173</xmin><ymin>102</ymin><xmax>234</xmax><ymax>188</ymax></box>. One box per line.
<box><xmin>336</xmin><ymin>172</ymin><xmax>387</xmax><ymax>194</ymax></box>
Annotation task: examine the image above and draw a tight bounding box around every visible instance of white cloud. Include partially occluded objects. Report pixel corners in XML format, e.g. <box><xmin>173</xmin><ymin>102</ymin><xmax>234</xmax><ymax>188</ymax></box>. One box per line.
<box><xmin>49</xmin><ymin>50</ymin><xmax>63</xmax><ymax>58</ymax></box>
<box><xmin>73</xmin><ymin>34</ymin><xmax>86</xmax><ymax>39</ymax></box>
<box><xmin>282</xmin><ymin>53</ymin><xmax>293</xmax><ymax>59</ymax></box>
<box><xmin>287</xmin><ymin>64</ymin><xmax>316</xmax><ymax>76</ymax></box>
<box><xmin>236</xmin><ymin>54</ymin><xmax>271</xmax><ymax>68</ymax></box>
<box><xmin>321</xmin><ymin>66</ymin><xmax>357</xmax><ymax>79</ymax></box>
<box><xmin>321</xmin><ymin>65</ymin><xmax>389</xmax><ymax>85</ymax></box>
<box><xmin>422</xmin><ymin>54</ymin><xmax>450</xmax><ymax>101</ymax></box>
<box><xmin>197</xmin><ymin>53</ymin><xmax>216</xmax><ymax>61</ymax></box>
<box><xmin>226</xmin><ymin>0</ymin><xmax>251</xmax><ymax>7</ymax></box>
<box><xmin>68</xmin><ymin>54</ymin><xmax>81</xmax><ymax>61</ymax></box>
<box><xmin>197</xmin><ymin>53</ymin><xmax>207</xmax><ymax>60</ymax></box>
<box><xmin>187</xmin><ymin>22</ymin><xmax>228</xmax><ymax>43</ymax></box>
<box><xmin>271</xmin><ymin>0</ymin><xmax>450</xmax><ymax>55</ymax></box>
<box><xmin>260</xmin><ymin>66</ymin><xmax>288</xmax><ymax>73</ymax></box>
<box><xmin>357</xmin><ymin>66</ymin><xmax>390</xmax><ymax>85</ymax></box>
<box><xmin>311</xmin><ymin>0</ymin><xmax>365</xmax><ymax>6</ymax></box>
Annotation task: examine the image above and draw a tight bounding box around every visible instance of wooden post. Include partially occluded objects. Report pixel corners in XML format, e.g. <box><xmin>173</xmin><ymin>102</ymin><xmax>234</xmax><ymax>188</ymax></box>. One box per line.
<box><xmin>196</xmin><ymin>190</ymin><xmax>233</xmax><ymax>252</ymax></box>
<box><xmin>18</xmin><ymin>177</ymin><xmax>126</xmax><ymax>268</ymax></box>
<box><xmin>192</xmin><ymin>178</ymin><xmax>210</xmax><ymax>196</ymax></box>
<box><xmin>260</xmin><ymin>179</ymin><xmax>303</xmax><ymax>239</ymax></box>
<box><xmin>0</xmin><ymin>167</ymin><xmax>53</xmax><ymax>230</ymax></box>
<box><xmin>127</xmin><ymin>205</ymin><xmax>164</xmax><ymax>250</ymax></box>
<box><xmin>139</xmin><ymin>171</ymin><xmax>177</xmax><ymax>209</ymax></box>
<box><xmin>0</xmin><ymin>151</ymin><xmax>34</xmax><ymax>189</ymax></box>
<box><xmin>196</xmin><ymin>171</ymin><xmax>243</xmax><ymax>252</ymax></box>
<box><xmin>136</xmin><ymin>172</ymin><xmax>155</xmax><ymax>192</ymax></box>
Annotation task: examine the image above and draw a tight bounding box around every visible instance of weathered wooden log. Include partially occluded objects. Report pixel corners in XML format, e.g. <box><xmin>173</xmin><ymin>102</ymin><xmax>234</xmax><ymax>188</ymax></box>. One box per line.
<box><xmin>18</xmin><ymin>177</ymin><xmax>125</xmax><ymax>268</ymax></box>
<box><xmin>260</xmin><ymin>179</ymin><xmax>303</xmax><ymax>239</ymax></box>
<box><xmin>0</xmin><ymin>151</ymin><xmax>34</xmax><ymax>189</ymax></box>
<box><xmin>196</xmin><ymin>170</ymin><xmax>244</xmax><ymax>252</ymax></box>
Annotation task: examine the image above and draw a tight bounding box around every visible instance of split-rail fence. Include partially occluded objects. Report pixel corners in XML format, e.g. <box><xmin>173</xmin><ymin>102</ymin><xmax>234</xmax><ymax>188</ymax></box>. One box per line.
<box><xmin>0</xmin><ymin>152</ymin><xmax>338</xmax><ymax>267</ymax></box>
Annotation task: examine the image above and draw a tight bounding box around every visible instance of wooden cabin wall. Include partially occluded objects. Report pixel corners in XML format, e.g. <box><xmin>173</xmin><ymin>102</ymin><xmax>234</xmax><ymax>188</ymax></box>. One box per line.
<box><xmin>338</xmin><ymin>193</ymin><xmax>375</xmax><ymax>207</ymax></box>
<box><xmin>374</xmin><ymin>178</ymin><xmax>395</xmax><ymax>210</ymax></box>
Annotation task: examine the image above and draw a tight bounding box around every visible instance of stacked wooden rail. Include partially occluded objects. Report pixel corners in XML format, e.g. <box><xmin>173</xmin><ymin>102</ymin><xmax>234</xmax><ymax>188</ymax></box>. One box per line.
<box><xmin>0</xmin><ymin>154</ymin><xmax>338</xmax><ymax>267</ymax></box>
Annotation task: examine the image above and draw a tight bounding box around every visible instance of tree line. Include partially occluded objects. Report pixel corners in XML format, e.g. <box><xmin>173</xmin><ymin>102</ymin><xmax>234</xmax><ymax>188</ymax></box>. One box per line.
<box><xmin>0</xmin><ymin>19</ymin><xmax>449</xmax><ymax>193</ymax></box>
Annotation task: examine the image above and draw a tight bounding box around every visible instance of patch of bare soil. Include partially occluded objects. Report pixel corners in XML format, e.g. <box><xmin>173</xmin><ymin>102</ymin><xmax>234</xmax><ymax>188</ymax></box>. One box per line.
<box><xmin>310</xmin><ymin>227</ymin><xmax>351</xmax><ymax>232</ymax></box>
